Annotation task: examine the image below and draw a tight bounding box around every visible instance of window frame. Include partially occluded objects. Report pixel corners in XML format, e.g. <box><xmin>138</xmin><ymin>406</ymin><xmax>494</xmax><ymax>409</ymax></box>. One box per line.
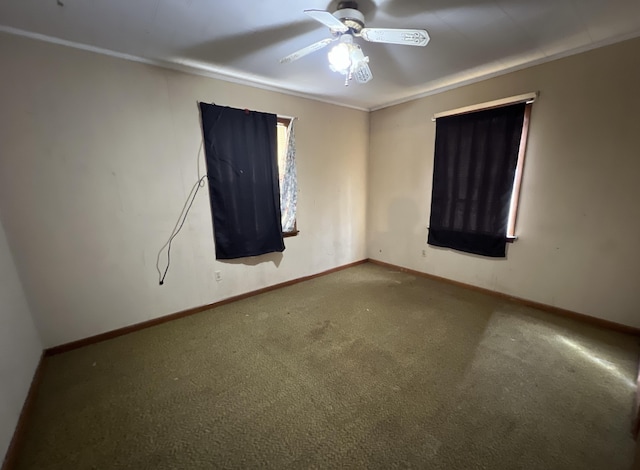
<box><xmin>428</xmin><ymin>99</ymin><xmax>533</xmax><ymax>257</ymax></box>
<box><xmin>276</xmin><ymin>116</ymin><xmax>299</xmax><ymax>238</ymax></box>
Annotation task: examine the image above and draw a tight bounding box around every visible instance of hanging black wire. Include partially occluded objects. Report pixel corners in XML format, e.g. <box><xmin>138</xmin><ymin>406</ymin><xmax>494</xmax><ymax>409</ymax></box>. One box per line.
<box><xmin>156</xmin><ymin>175</ymin><xmax>208</xmax><ymax>285</ymax></box>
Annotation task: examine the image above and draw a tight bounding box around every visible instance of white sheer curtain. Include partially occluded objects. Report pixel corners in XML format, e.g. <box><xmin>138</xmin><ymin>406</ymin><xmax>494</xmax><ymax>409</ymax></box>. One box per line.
<box><xmin>280</xmin><ymin>118</ymin><xmax>297</xmax><ymax>233</ymax></box>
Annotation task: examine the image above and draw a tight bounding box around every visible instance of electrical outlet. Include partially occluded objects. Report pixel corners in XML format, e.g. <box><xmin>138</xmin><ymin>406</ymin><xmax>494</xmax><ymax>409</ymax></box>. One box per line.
<box><xmin>215</xmin><ymin>271</ymin><xmax>222</xmax><ymax>282</ymax></box>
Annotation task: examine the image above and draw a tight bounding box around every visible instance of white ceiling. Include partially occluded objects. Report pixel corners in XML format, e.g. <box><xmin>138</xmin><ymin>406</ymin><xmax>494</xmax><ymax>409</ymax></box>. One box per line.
<box><xmin>1</xmin><ymin>0</ymin><xmax>639</xmax><ymax>110</ymax></box>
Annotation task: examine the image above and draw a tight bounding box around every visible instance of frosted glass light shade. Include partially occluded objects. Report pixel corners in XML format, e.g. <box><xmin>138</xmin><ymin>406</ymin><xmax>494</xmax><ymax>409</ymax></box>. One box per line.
<box><xmin>328</xmin><ymin>43</ymin><xmax>351</xmax><ymax>72</ymax></box>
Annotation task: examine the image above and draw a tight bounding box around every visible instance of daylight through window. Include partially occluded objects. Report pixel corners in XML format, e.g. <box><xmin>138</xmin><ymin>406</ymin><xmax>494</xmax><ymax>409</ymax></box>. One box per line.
<box><xmin>277</xmin><ymin>117</ymin><xmax>298</xmax><ymax>236</ymax></box>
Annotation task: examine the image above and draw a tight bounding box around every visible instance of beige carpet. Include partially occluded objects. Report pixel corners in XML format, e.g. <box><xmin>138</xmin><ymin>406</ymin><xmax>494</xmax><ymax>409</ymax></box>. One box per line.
<box><xmin>13</xmin><ymin>263</ymin><xmax>640</xmax><ymax>469</ymax></box>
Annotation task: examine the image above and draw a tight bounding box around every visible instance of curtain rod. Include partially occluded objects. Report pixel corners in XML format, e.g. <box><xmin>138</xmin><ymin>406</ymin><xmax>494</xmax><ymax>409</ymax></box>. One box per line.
<box><xmin>202</xmin><ymin>102</ymin><xmax>297</xmax><ymax>121</ymax></box>
<box><xmin>431</xmin><ymin>92</ymin><xmax>539</xmax><ymax>121</ymax></box>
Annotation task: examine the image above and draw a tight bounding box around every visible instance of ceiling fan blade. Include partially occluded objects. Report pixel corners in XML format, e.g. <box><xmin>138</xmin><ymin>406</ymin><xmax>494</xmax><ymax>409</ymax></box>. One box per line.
<box><xmin>279</xmin><ymin>37</ymin><xmax>336</xmax><ymax>64</ymax></box>
<box><xmin>304</xmin><ymin>10</ymin><xmax>349</xmax><ymax>33</ymax></box>
<box><xmin>359</xmin><ymin>28</ymin><xmax>430</xmax><ymax>46</ymax></box>
<box><xmin>353</xmin><ymin>61</ymin><xmax>373</xmax><ymax>84</ymax></box>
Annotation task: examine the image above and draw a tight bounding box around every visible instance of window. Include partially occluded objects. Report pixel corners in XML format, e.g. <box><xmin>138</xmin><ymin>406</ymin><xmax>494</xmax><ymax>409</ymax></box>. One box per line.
<box><xmin>277</xmin><ymin>117</ymin><xmax>298</xmax><ymax>237</ymax></box>
<box><xmin>199</xmin><ymin>103</ymin><xmax>285</xmax><ymax>259</ymax></box>
<box><xmin>428</xmin><ymin>96</ymin><xmax>533</xmax><ymax>258</ymax></box>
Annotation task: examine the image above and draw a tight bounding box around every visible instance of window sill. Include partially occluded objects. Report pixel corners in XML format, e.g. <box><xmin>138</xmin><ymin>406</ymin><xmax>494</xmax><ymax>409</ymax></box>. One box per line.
<box><xmin>283</xmin><ymin>230</ymin><xmax>299</xmax><ymax>238</ymax></box>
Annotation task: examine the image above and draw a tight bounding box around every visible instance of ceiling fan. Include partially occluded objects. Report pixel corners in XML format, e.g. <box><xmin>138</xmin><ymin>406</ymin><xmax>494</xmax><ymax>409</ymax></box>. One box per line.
<box><xmin>280</xmin><ymin>1</ymin><xmax>430</xmax><ymax>86</ymax></box>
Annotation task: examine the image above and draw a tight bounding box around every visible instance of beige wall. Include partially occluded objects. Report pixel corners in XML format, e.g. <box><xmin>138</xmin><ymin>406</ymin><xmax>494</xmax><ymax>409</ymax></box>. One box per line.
<box><xmin>0</xmin><ymin>217</ymin><xmax>42</xmax><ymax>462</ymax></box>
<box><xmin>368</xmin><ymin>37</ymin><xmax>640</xmax><ymax>328</ymax></box>
<box><xmin>1</xmin><ymin>31</ymin><xmax>638</xmax><ymax>350</ymax></box>
<box><xmin>0</xmin><ymin>33</ymin><xmax>369</xmax><ymax>348</ymax></box>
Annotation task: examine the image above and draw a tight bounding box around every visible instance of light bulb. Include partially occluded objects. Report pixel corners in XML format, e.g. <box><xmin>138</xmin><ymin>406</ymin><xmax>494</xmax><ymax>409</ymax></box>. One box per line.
<box><xmin>328</xmin><ymin>43</ymin><xmax>352</xmax><ymax>73</ymax></box>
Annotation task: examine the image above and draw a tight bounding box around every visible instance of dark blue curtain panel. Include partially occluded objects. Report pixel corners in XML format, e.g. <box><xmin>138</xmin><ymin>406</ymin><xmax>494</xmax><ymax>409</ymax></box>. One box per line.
<box><xmin>199</xmin><ymin>103</ymin><xmax>284</xmax><ymax>259</ymax></box>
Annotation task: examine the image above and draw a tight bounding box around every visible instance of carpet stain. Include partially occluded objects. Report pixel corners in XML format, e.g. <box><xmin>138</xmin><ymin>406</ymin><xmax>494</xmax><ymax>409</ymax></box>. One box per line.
<box><xmin>307</xmin><ymin>320</ymin><xmax>332</xmax><ymax>341</ymax></box>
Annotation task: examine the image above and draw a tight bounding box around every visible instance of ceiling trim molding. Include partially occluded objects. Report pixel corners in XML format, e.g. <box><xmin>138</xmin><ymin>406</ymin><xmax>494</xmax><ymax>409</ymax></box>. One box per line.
<box><xmin>0</xmin><ymin>25</ymin><xmax>370</xmax><ymax>112</ymax></box>
<box><xmin>369</xmin><ymin>28</ymin><xmax>640</xmax><ymax>112</ymax></box>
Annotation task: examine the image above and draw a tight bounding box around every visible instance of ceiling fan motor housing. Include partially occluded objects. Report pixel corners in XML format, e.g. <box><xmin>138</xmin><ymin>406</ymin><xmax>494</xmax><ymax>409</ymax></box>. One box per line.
<box><xmin>334</xmin><ymin>2</ymin><xmax>365</xmax><ymax>33</ymax></box>
<box><xmin>337</xmin><ymin>1</ymin><xmax>358</xmax><ymax>9</ymax></box>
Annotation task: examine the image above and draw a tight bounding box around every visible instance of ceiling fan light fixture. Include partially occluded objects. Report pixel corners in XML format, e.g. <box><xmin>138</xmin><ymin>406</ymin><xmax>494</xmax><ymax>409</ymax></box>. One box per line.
<box><xmin>281</xmin><ymin>2</ymin><xmax>429</xmax><ymax>86</ymax></box>
<box><xmin>327</xmin><ymin>35</ymin><xmax>372</xmax><ymax>84</ymax></box>
<box><xmin>328</xmin><ymin>38</ymin><xmax>353</xmax><ymax>73</ymax></box>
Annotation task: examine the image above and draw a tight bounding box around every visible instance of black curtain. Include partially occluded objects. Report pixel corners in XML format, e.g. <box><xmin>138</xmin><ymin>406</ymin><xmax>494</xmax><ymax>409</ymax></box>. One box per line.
<box><xmin>199</xmin><ymin>103</ymin><xmax>285</xmax><ymax>260</ymax></box>
<box><xmin>428</xmin><ymin>103</ymin><xmax>526</xmax><ymax>257</ymax></box>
